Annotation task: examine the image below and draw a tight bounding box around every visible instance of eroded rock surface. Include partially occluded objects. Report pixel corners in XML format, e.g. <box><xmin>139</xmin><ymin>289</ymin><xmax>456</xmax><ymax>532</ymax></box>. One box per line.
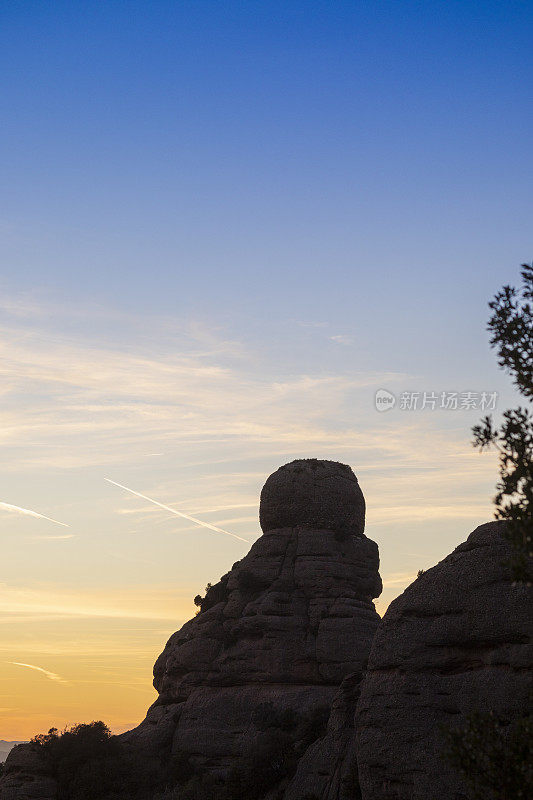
<box><xmin>0</xmin><ymin>459</ymin><xmax>382</xmax><ymax>800</ymax></box>
<box><xmin>284</xmin><ymin>672</ymin><xmax>362</xmax><ymax>800</ymax></box>
<box><xmin>124</xmin><ymin>459</ymin><xmax>382</xmax><ymax>787</ymax></box>
<box><xmin>355</xmin><ymin>521</ymin><xmax>533</xmax><ymax>800</ymax></box>
<box><xmin>260</xmin><ymin>459</ymin><xmax>366</xmax><ymax>537</ymax></box>
<box><xmin>0</xmin><ymin>743</ymin><xmax>57</xmax><ymax>800</ymax></box>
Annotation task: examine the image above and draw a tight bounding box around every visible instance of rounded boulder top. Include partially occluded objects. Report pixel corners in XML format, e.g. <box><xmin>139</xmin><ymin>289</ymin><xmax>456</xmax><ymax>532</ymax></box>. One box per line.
<box><xmin>259</xmin><ymin>458</ymin><xmax>365</xmax><ymax>535</ymax></box>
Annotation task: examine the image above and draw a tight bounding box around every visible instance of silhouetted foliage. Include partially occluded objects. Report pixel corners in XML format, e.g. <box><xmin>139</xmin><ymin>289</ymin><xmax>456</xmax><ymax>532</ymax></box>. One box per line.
<box><xmin>193</xmin><ymin>576</ymin><xmax>230</xmax><ymax>613</ymax></box>
<box><xmin>25</xmin><ymin>706</ymin><xmax>330</xmax><ymax>800</ymax></box>
<box><xmin>474</xmin><ymin>407</ymin><xmax>533</xmax><ymax>580</ymax></box>
<box><xmin>202</xmin><ymin>576</ymin><xmax>230</xmax><ymax>610</ymax></box>
<box><xmin>487</xmin><ymin>262</ymin><xmax>532</xmax><ymax>399</ymax></box>
<box><xmin>31</xmin><ymin>722</ymin><xmax>161</xmax><ymax>800</ymax></box>
<box><xmin>193</xmin><ymin>581</ymin><xmax>213</xmax><ymax>612</ymax></box>
<box><xmin>441</xmin><ymin>708</ymin><xmax>533</xmax><ymax>800</ymax></box>
<box><xmin>472</xmin><ymin>263</ymin><xmax>533</xmax><ymax>582</ymax></box>
<box><xmin>441</xmin><ymin>264</ymin><xmax>533</xmax><ymax>798</ymax></box>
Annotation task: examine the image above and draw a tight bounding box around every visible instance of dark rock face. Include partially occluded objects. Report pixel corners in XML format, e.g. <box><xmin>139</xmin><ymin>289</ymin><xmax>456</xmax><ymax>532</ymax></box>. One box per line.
<box><xmin>0</xmin><ymin>743</ymin><xmax>57</xmax><ymax>800</ymax></box>
<box><xmin>284</xmin><ymin>672</ymin><xmax>362</xmax><ymax>800</ymax></box>
<box><xmin>0</xmin><ymin>746</ymin><xmax>25</xmax><ymax>766</ymax></box>
<box><xmin>123</xmin><ymin>460</ymin><xmax>381</xmax><ymax>786</ymax></box>
<box><xmin>0</xmin><ymin>458</ymin><xmax>380</xmax><ymax>800</ymax></box>
<box><xmin>260</xmin><ymin>459</ymin><xmax>366</xmax><ymax>536</ymax></box>
<box><xmin>4</xmin><ymin>461</ymin><xmax>529</xmax><ymax>800</ymax></box>
<box><xmin>355</xmin><ymin>521</ymin><xmax>533</xmax><ymax>800</ymax></box>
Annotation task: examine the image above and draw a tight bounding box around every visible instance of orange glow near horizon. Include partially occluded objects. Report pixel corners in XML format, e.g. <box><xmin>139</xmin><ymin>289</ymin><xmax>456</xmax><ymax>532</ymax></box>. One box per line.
<box><xmin>0</xmin><ymin>297</ymin><xmax>502</xmax><ymax>743</ymax></box>
<box><xmin>0</xmin><ymin>588</ymin><xmax>196</xmax><ymax>741</ymax></box>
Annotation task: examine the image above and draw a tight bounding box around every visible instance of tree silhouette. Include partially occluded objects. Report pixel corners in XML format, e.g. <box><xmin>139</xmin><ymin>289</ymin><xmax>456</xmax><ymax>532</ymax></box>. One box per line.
<box><xmin>441</xmin><ymin>263</ymin><xmax>533</xmax><ymax>800</ymax></box>
<box><xmin>472</xmin><ymin>262</ymin><xmax>532</xmax><ymax>581</ymax></box>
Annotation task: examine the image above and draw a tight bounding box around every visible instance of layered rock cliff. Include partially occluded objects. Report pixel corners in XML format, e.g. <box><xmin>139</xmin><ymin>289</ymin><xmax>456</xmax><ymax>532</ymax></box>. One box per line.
<box><xmin>122</xmin><ymin>459</ymin><xmax>382</xmax><ymax>794</ymax></box>
<box><xmin>0</xmin><ymin>742</ymin><xmax>56</xmax><ymax>800</ymax></box>
<box><xmin>283</xmin><ymin>671</ymin><xmax>362</xmax><ymax>800</ymax></box>
<box><xmin>355</xmin><ymin>521</ymin><xmax>532</xmax><ymax>800</ymax></box>
<box><xmin>3</xmin><ymin>462</ymin><xmax>528</xmax><ymax>800</ymax></box>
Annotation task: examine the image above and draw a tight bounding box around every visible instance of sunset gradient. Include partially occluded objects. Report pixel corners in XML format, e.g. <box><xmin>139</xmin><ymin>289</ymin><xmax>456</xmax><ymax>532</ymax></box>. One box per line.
<box><xmin>1</xmin><ymin>1</ymin><xmax>531</xmax><ymax>740</ymax></box>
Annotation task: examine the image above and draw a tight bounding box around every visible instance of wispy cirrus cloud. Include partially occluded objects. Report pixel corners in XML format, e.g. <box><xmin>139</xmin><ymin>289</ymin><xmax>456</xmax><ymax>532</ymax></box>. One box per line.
<box><xmin>0</xmin><ymin>582</ymin><xmax>195</xmax><ymax>623</ymax></box>
<box><xmin>104</xmin><ymin>479</ymin><xmax>249</xmax><ymax>543</ymax></box>
<box><xmin>8</xmin><ymin>662</ymin><xmax>67</xmax><ymax>684</ymax></box>
<box><xmin>369</xmin><ymin>503</ymin><xmax>491</xmax><ymax>526</ymax></box>
<box><xmin>0</xmin><ymin>296</ymin><xmax>502</xmax><ymax>741</ymax></box>
<box><xmin>0</xmin><ymin>307</ymin><xmax>408</xmax><ymax>471</ymax></box>
<box><xmin>381</xmin><ymin>572</ymin><xmax>418</xmax><ymax>588</ymax></box>
<box><xmin>330</xmin><ymin>334</ymin><xmax>354</xmax><ymax>345</ymax></box>
<box><xmin>0</xmin><ymin>501</ymin><xmax>69</xmax><ymax>528</ymax></box>
<box><xmin>116</xmin><ymin>502</ymin><xmax>257</xmax><ymax>516</ymax></box>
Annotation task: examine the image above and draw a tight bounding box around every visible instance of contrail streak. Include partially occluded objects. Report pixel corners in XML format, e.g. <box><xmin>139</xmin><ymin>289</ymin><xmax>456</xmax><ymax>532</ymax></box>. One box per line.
<box><xmin>104</xmin><ymin>479</ymin><xmax>248</xmax><ymax>543</ymax></box>
<box><xmin>0</xmin><ymin>501</ymin><xmax>69</xmax><ymax>528</ymax></box>
<box><xmin>8</xmin><ymin>662</ymin><xmax>66</xmax><ymax>683</ymax></box>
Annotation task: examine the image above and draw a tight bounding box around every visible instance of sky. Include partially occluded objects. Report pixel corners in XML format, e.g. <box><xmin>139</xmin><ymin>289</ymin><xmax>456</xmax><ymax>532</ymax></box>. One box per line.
<box><xmin>0</xmin><ymin>0</ymin><xmax>532</xmax><ymax>741</ymax></box>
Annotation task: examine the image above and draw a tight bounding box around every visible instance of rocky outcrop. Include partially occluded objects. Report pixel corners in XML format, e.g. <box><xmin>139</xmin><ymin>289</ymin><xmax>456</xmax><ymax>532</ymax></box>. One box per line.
<box><xmin>260</xmin><ymin>459</ymin><xmax>366</xmax><ymax>537</ymax></box>
<box><xmin>355</xmin><ymin>521</ymin><xmax>533</xmax><ymax>800</ymax></box>
<box><xmin>0</xmin><ymin>743</ymin><xmax>57</xmax><ymax>800</ymax></box>
<box><xmin>0</xmin><ymin>459</ymin><xmax>381</xmax><ymax>800</ymax></box>
<box><xmin>123</xmin><ymin>459</ymin><xmax>382</xmax><ymax>791</ymax></box>
<box><xmin>0</xmin><ymin>746</ymin><xmax>25</xmax><ymax>766</ymax></box>
<box><xmin>2</xmin><ymin>461</ymin><xmax>530</xmax><ymax>800</ymax></box>
<box><xmin>284</xmin><ymin>671</ymin><xmax>362</xmax><ymax>800</ymax></box>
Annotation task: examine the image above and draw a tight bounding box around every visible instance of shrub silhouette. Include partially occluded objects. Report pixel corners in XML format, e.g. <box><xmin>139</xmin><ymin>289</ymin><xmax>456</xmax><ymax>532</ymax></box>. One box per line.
<box><xmin>31</xmin><ymin>722</ymin><xmax>160</xmax><ymax>800</ymax></box>
<box><xmin>442</xmin><ymin>709</ymin><xmax>532</xmax><ymax>800</ymax></box>
<box><xmin>193</xmin><ymin>575</ymin><xmax>230</xmax><ymax>613</ymax></box>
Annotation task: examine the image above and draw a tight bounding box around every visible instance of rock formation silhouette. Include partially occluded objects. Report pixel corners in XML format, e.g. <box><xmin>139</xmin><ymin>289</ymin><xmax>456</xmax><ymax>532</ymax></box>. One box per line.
<box><xmin>1</xmin><ymin>462</ymin><xmax>530</xmax><ymax>800</ymax></box>
<box><xmin>355</xmin><ymin>521</ymin><xmax>532</xmax><ymax>800</ymax></box>
<box><xmin>122</xmin><ymin>459</ymin><xmax>382</xmax><ymax>789</ymax></box>
<box><xmin>0</xmin><ymin>741</ymin><xmax>56</xmax><ymax>800</ymax></box>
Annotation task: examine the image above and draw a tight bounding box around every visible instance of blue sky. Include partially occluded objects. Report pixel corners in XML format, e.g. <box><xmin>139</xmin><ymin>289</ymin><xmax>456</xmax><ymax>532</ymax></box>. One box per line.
<box><xmin>0</xmin><ymin>0</ymin><xmax>531</xmax><ymax>738</ymax></box>
<box><xmin>2</xmin><ymin>1</ymin><xmax>531</xmax><ymax>317</ymax></box>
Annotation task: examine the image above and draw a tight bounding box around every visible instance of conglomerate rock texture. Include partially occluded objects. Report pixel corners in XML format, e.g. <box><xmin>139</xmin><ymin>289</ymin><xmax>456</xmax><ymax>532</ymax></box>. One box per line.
<box><xmin>355</xmin><ymin>521</ymin><xmax>533</xmax><ymax>800</ymax></box>
<box><xmin>284</xmin><ymin>671</ymin><xmax>362</xmax><ymax>800</ymax></box>
<box><xmin>122</xmin><ymin>459</ymin><xmax>382</xmax><ymax>788</ymax></box>
<box><xmin>0</xmin><ymin>743</ymin><xmax>57</xmax><ymax>800</ymax></box>
<box><xmin>1</xmin><ymin>462</ymin><xmax>530</xmax><ymax>800</ymax></box>
<box><xmin>260</xmin><ymin>459</ymin><xmax>366</xmax><ymax>537</ymax></box>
